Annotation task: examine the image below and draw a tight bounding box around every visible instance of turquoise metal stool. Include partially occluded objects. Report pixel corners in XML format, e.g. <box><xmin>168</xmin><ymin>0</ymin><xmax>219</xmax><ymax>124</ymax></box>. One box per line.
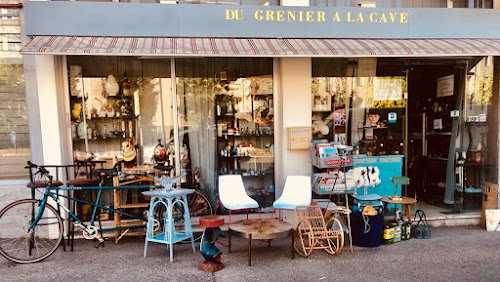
<box><xmin>142</xmin><ymin>189</ymin><xmax>196</xmax><ymax>263</ymax></box>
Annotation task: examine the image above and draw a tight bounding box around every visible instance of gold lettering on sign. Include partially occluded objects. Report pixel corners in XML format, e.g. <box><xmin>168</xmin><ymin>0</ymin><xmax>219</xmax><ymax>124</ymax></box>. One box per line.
<box><xmin>306</xmin><ymin>11</ymin><xmax>314</xmax><ymax>22</ymax></box>
<box><xmin>231</xmin><ymin>9</ymin><xmax>409</xmax><ymax>24</ymax></box>
<box><xmin>400</xmin><ymin>12</ymin><xmax>408</xmax><ymax>23</ymax></box>
<box><xmin>332</xmin><ymin>12</ymin><xmax>341</xmax><ymax>23</ymax></box>
<box><xmin>379</xmin><ymin>13</ymin><xmax>387</xmax><ymax>23</ymax></box>
<box><xmin>226</xmin><ymin>10</ymin><xmax>244</xmax><ymax>21</ymax></box>
<box><xmin>276</xmin><ymin>11</ymin><xmax>285</xmax><ymax>22</ymax></box>
<box><xmin>317</xmin><ymin>11</ymin><xmax>326</xmax><ymax>22</ymax></box>
<box><xmin>356</xmin><ymin>12</ymin><xmax>364</xmax><ymax>23</ymax></box>
<box><xmin>347</xmin><ymin>12</ymin><xmax>355</xmax><ymax>23</ymax></box>
<box><xmin>255</xmin><ymin>10</ymin><xmax>263</xmax><ymax>21</ymax></box>
<box><xmin>389</xmin><ymin>12</ymin><xmax>397</xmax><ymax>23</ymax></box>
<box><xmin>266</xmin><ymin>10</ymin><xmax>275</xmax><ymax>21</ymax></box>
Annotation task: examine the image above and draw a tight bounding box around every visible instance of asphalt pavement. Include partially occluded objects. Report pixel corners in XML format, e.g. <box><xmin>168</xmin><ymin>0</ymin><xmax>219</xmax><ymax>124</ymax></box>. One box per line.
<box><xmin>1</xmin><ymin>225</ymin><xmax>499</xmax><ymax>282</ymax></box>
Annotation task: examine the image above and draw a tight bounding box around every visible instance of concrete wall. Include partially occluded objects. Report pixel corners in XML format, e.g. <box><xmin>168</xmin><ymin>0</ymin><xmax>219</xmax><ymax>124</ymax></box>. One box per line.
<box><xmin>0</xmin><ymin>180</ymin><xmax>30</xmax><ymax>211</ymax></box>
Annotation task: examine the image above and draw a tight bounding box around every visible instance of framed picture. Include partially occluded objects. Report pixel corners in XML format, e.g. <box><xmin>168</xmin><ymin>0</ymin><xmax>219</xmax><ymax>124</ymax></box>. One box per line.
<box><xmin>312</xmin><ymin>95</ymin><xmax>331</xmax><ymax>112</ymax></box>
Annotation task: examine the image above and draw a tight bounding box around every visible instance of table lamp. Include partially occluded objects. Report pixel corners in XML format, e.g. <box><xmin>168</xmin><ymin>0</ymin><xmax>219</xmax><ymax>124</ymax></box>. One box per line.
<box><xmin>390</xmin><ymin>176</ymin><xmax>410</xmax><ymax>201</ymax></box>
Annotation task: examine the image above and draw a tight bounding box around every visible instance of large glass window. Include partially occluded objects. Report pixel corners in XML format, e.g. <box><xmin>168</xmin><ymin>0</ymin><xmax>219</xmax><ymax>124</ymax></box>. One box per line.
<box><xmin>0</xmin><ymin>6</ymin><xmax>30</xmax><ymax>179</ymax></box>
<box><xmin>66</xmin><ymin>56</ymin><xmax>173</xmax><ymax>167</ymax></box>
<box><xmin>176</xmin><ymin>58</ymin><xmax>274</xmax><ymax>208</ymax></box>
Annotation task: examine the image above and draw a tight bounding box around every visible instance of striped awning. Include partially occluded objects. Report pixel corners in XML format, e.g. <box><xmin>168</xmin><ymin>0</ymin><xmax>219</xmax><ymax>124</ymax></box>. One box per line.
<box><xmin>21</xmin><ymin>36</ymin><xmax>500</xmax><ymax>57</ymax></box>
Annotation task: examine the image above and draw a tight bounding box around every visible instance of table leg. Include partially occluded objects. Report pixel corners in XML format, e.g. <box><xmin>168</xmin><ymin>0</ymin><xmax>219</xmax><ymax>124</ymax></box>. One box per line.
<box><xmin>291</xmin><ymin>231</ymin><xmax>294</xmax><ymax>260</ymax></box>
<box><xmin>346</xmin><ymin>212</ymin><xmax>353</xmax><ymax>253</ymax></box>
<box><xmin>383</xmin><ymin>203</ymin><xmax>388</xmax><ymax>216</ymax></box>
<box><xmin>405</xmin><ymin>204</ymin><xmax>412</xmax><ymax>223</ymax></box>
<box><xmin>248</xmin><ymin>234</ymin><xmax>252</xmax><ymax>266</ymax></box>
<box><xmin>228</xmin><ymin>231</ymin><xmax>231</xmax><ymax>253</ymax></box>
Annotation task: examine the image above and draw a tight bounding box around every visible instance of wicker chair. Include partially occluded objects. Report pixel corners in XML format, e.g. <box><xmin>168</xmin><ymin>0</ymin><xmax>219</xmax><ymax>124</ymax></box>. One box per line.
<box><xmin>293</xmin><ymin>205</ymin><xmax>344</xmax><ymax>257</ymax></box>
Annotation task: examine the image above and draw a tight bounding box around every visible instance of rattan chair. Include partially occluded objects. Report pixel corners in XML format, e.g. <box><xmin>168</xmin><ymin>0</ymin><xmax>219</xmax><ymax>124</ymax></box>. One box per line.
<box><xmin>293</xmin><ymin>205</ymin><xmax>344</xmax><ymax>257</ymax></box>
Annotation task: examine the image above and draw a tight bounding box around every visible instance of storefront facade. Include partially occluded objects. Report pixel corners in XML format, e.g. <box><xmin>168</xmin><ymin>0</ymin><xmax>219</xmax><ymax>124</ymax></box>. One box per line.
<box><xmin>18</xmin><ymin>1</ymin><xmax>500</xmax><ymax>213</ymax></box>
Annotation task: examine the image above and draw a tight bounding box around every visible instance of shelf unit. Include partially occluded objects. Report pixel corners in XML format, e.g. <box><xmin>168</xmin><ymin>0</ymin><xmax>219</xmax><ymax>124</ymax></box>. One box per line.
<box><xmin>69</xmin><ymin>74</ymin><xmax>144</xmax><ymax>243</ymax></box>
<box><xmin>215</xmin><ymin>91</ymin><xmax>275</xmax><ymax>208</ymax></box>
<box><xmin>332</xmin><ymin>103</ymin><xmax>347</xmax><ymax>144</ymax></box>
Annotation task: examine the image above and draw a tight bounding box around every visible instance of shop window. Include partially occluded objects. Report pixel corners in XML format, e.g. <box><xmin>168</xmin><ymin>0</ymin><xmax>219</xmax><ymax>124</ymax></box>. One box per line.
<box><xmin>176</xmin><ymin>58</ymin><xmax>274</xmax><ymax>208</ymax></box>
<box><xmin>0</xmin><ymin>6</ymin><xmax>30</xmax><ymax>179</ymax></box>
<box><xmin>67</xmin><ymin>56</ymin><xmax>173</xmax><ymax>166</ymax></box>
<box><xmin>0</xmin><ymin>62</ymin><xmax>30</xmax><ymax>179</ymax></box>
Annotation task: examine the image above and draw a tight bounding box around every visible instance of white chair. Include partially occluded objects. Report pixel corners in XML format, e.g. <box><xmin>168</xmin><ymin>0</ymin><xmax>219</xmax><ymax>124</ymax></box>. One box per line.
<box><xmin>271</xmin><ymin>175</ymin><xmax>312</xmax><ymax>219</ymax></box>
<box><xmin>215</xmin><ymin>175</ymin><xmax>260</xmax><ymax>223</ymax></box>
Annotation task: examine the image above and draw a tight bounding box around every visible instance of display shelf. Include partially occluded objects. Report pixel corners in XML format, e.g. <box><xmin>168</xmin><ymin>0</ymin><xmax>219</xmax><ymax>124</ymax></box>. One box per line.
<box><xmin>359</xmin><ymin>126</ymin><xmax>388</xmax><ymax>130</ymax></box>
<box><xmin>215</xmin><ymin>86</ymin><xmax>275</xmax><ymax>208</ymax></box>
<box><xmin>311</xmin><ymin>155</ymin><xmax>353</xmax><ymax>169</ymax></box>
<box><xmin>427</xmin><ymin>131</ymin><xmax>452</xmax><ymax>136</ymax></box>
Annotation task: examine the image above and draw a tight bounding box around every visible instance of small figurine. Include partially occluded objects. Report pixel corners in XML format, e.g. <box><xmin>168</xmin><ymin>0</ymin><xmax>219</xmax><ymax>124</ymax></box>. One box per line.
<box><xmin>153</xmin><ymin>139</ymin><xmax>171</xmax><ymax>167</ymax></box>
<box><xmin>121</xmin><ymin>139</ymin><xmax>136</xmax><ymax>168</ymax></box>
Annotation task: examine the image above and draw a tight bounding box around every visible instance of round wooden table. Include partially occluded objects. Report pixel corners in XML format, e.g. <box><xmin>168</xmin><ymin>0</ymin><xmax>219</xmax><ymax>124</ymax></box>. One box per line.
<box><xmin>381</xmin><ymin>196</ymin><xmax>417</xmax><ymax>223</ymax></box>
<box><xmin>228</xmin><ymin>219</ymin><xmax>293</xmax><ymax>266</ymax></box>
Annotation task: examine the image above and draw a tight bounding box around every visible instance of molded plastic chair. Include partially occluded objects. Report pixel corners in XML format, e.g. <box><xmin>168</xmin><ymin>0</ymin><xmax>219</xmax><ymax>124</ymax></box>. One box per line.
<box><xmin>271</xmin><ymin>175</ymin><xmax>312</xmax><ymax>219</ymax></box>
<box><xmin>215</xmin><ymin>175</ymin><xmax>260</xmax><ymax>223</ymax></box>
<box><xmin>351</xmin><ymin>166</ymin><xmax>383</xmax><ymax>211</ymax></box>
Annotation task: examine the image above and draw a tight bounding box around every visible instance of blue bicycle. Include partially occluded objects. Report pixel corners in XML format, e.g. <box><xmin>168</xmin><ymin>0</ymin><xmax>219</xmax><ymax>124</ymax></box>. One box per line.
<box><xmin>0</xmin><ymin>162</ymin><xmax>163</xmax><ymax>264</ymax></box>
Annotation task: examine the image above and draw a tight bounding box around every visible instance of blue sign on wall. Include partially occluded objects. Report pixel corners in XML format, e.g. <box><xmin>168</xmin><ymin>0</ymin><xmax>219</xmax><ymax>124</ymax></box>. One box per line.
<box><xmin>24</xmin><ymin>2</ymin><xmax>500</xmax><ymax>39</ymax></box>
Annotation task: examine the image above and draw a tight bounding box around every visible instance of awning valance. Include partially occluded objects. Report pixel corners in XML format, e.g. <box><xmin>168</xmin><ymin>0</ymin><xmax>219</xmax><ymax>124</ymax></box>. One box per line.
<box><xmin>21</xmin><ymin>36</ymin><xmax>500</xmax><ymax>57</ymax></box>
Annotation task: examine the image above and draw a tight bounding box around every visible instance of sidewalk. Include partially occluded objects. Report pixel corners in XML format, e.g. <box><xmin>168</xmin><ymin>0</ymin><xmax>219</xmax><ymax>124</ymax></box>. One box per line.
<box><xmin>1</xmin><ymin>225</ymin><xmax>499</xmax><ymax>281</ymax></box>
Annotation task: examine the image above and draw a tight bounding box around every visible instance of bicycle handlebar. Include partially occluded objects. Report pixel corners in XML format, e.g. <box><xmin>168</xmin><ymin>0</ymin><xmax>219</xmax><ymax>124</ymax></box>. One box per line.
<box><xmin>26</xmin><ymin>161</ymin><xmax>53</xmax><ymax>182</ymax></box>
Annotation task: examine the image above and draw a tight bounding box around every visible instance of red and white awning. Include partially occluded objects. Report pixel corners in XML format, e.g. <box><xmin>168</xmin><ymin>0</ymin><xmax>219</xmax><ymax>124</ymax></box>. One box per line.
<box><xmin>21</xmin><ymin>36</ymin><xmax>500</xmax><ymax>57</ymax></box>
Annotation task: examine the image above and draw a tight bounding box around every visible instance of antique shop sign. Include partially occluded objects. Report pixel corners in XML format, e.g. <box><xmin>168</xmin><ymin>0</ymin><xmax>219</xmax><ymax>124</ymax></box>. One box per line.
<box><xmin>225</xmin><ymin>9</ymin><xmax>409</xmax><ymax>24</ymax></box>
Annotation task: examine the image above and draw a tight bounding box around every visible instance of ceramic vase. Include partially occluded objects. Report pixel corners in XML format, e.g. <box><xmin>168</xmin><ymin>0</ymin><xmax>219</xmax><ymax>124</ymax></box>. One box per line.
<box><xmin>104</xmin><ymin>74</ymin><xmax>119</xmax><ymax>96</ymax></box>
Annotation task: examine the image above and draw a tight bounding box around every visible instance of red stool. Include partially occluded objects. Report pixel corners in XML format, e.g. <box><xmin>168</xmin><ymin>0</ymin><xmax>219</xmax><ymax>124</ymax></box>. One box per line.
<box><xmin>199</xmin><ymin>215</ymin><xmax>228</xmax><ymax>248</ymax></box>
<box><xmin>200</xmin><ymin>215</ymin><xmax>225</xmax><ymax>228</ymax></box>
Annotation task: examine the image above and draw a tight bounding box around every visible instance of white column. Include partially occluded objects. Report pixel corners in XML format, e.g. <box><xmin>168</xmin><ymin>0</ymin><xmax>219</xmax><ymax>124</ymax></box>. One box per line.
<box><xmin>276</xmin><ymin>57</ymin><xmax>313</xmax><ymax>198</ymax></box>
<box><xmin>23</xmin><ymin>55</ymin><xmax>66</xmax><ymax>167</ymax></box>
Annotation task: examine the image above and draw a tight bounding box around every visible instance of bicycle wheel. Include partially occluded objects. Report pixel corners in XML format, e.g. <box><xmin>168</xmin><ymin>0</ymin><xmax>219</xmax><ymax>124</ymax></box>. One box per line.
<box><xmin>172</xmin><ymin>191</ymin><xmax>213</xmax><ymax>242</ymax></box>
<box><xmin>0</xmin><ymin>199</ymin><xmax>63</xmax><ymax>264</ymax></box>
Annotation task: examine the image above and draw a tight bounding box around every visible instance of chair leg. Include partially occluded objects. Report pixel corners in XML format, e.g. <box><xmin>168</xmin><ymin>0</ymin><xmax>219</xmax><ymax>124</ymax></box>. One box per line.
<box><xmin>214</xmin><ymin>200</ymin><xmax>220</xmax><ymax>215</ymax></box>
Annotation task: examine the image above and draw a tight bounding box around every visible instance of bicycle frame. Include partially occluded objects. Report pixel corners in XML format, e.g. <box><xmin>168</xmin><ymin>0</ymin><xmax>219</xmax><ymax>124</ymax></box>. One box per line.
<box><xmin>28</xmin><ymin>184</ymin><xmax>161</xmax><ymax>233</ymax></box>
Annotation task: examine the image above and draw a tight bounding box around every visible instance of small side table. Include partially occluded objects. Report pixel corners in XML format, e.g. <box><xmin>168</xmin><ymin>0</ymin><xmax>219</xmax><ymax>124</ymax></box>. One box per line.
<box><xmin>228</xmin><ymin>219</ymin><xmax>293</xmax><ymax>266</ymax></box>
<box><xmin>381</xmin><ymin>196</ymin><xmax>417</xmax><ymax>223</ymax></box>
<box><xmin>142</xmin><ymin>189</ymin><xmax>196</xmax><ymax>263</ymax></box>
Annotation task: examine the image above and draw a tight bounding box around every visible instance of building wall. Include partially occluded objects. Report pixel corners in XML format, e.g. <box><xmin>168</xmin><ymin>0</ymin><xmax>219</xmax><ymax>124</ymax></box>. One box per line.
<box><xmin>280</xmin><ymin>58</ymin><xmax>313</xmax><ymax>180</ymax></box>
